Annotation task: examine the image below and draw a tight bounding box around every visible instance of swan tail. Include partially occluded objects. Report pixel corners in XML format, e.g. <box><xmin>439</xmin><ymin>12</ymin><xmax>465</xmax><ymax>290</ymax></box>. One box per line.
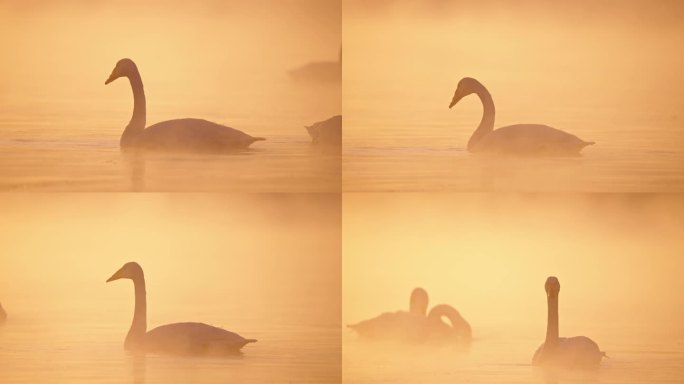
<box><xmin>245</xmin><ymin>338</ymin><xmax>258</xmax><ymax>344</ymax></box>
<box><xmin>602</xmin><ymin>351</ymin><xmax>609</xmax><ymax>358</ymax></box>
<box><xmin>251</xmin><ymin>137</ymin><xmax>266</xmax><ymax>142</ymax></box>
<box><xmin>581</xmin><ymin>141</ymin><xmax>595</xmax><ymax>147</ymax></box>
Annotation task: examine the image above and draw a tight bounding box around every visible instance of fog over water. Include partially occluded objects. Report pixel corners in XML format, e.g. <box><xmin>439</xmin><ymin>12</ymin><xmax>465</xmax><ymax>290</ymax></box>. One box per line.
<box><xmin>343</xmin><ymin>193</ymin><xmax>684</xmax><ymax>383</ymax></box>
<box><xmin>343</xmin><ymin>0</ymin><xmax>684</xmax><ymax>192</ymax></box>
<box><xmin>0</xmin><ymin>1</ymin><xmax>341</xmax><ymax>191</ymax></box>
<box><xmin>0</xmin><ymin>194</ymin><xmax>341</xmax><ymax>383</ymax></box>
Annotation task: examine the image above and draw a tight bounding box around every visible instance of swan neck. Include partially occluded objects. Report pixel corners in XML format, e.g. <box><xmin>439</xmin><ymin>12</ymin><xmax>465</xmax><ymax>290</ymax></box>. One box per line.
<box><xmin>545</xmin><ymin>295</ymin><xmax>559</xmax><ymax>347</ymax></box>
<box><xmin>125</xmin><ymin>275</ymin><xmax>147</xmax><ymax>349</ymax></box>
<box><xmin>467</xmin><ymin>85</ymin><xmax>495</xmax><ymax>151</ymax></box>
<box><xmin>123</xmin><ymin>70</ymin><xmax>146</xmax><ymax>146</ymax></box>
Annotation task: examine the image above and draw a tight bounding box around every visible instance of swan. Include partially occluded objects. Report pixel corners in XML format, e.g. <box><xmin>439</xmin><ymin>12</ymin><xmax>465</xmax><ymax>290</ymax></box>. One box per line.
<box><xmin>0</xmin><ymin>302</ymin><xmax>6</xmax><ymax>324</ymax></box>
<box><xmin>347</xmin><ymin>287</ymin><xmax>429</xmax><ymax>342</ymax></box>
<box><xmin>289</xmin><ymin>48</ymin><xmax>341</xmax><ymax>84</ymax></box>
<box><xmin>449</xmin><ymin>78</ymin><xmax>594</xmax><ymax>156</ymax></box>
<box><xmin>425</xmin><ymin>304</ymin><xmax>472</xmax><ymax>345</ymax></box>
<box><xmin>532</xmin><ymin>276</ymin><xmax>604</xmax><ymax>368</ymax></box>
<box><xmin>305</xmin><ymin>115</ymin><xmax>341</xmax><ymax>146</ymax></box>
<box><xmin>106</xmin><ymin>262</ymin><xmax>256</xmax><ymax>355</ymax></box>
<box><xmin>105</xmin><ymin>58</ymin><xmax>265</xmax><ymax>152</ymax></box>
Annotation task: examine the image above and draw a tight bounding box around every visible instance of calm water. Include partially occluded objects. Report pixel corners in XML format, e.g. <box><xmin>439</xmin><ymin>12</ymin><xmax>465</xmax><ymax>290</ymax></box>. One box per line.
<box><xmin>0</xmin><ymin>194</ymin><xmax>341</xmax><ymax>383</ymax></box>
<box><xmin>0</xmin><ymin>81</ymin><xmax>340</xmax><ymax>192</ymax></box>
<box><xmin>343</xmin><ymin>193</ymin><xmax>684</xmax><ymax>383</ymax></box>
<box><xmin>343</xmin><ymin>321</ymin><xmax>684</xmax><ymax>384</ymax></box>
<box><xmin>343</xmin><ymin>3</ymin><xmax>684</xmax><ymax>192</ymax></box>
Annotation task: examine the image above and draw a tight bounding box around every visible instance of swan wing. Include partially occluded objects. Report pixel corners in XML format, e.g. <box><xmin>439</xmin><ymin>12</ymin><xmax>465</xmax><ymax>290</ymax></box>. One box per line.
<box><xmin>532</xmin><ymin>337</ymin><xmax>602</xmax><ymax>368</ymax></box>
<box><xmin>144</xmin><ymin>322</ymin><xmax>256</xmax><ymax>355</ymax></box>
<box><xmin>478</xmin><ymin>124</ymin><xmax>593</xmax><ymax>155</ymax></box>
<box><xmin>135</xmin><ymin>118</ymin><xmax>264</xmax><ymax>152</ymax></box>
<box><xmin>348</xmin><ymin>311</ymin><xmax>427</xmax><ymax>342</ymax></box>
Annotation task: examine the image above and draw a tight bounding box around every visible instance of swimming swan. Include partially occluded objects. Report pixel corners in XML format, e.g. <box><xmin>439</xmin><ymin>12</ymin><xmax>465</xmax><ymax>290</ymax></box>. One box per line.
<box><xmin>105</xmin><ymin>58</ymin><xmax>265</xmax><ymax>152</ymax></box>
<box><xmin>306</xmin><ymin>115</ymin><xmax>341</xmax><ymax>146</ymax></box>
<box><xmin>289</xmin><ymin>48</ymin><xmax>341</xmax><ymax>84</ymax></box>
<box><xmin>532</xmin><ymin>276</ymin><xmax>604</xmax><ymax>368</ymax></box>
<box><xmin>449</xmin><ymin>78</ymin><xmax>594</xmax><ymax>156</ymax></box>
<box><xmin>347</xmin><ymin>287</ymin><xmax>429</xmax><ymax>342</ymax></box>
<box><xmin>107</xmin><ymin>262</ymin><xmax>256</xmax><ymax>355</ymax></box>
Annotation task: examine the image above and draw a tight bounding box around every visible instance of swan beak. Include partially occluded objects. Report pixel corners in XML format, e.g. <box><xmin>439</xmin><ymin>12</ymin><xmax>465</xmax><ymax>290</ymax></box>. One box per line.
<box><xmin>106</xmin><ymin>267</ymin><xmax>124</xmax><ymax>282</ymax></box>
<box><xmin>449</xmin><ymin>96</ymin><xmax>462</xmax><ymax>109</ymax></box>
<box><xmin>105</xmin><ymin>73</ymin><xmax>117</xmax><ymax>85</ymax></box>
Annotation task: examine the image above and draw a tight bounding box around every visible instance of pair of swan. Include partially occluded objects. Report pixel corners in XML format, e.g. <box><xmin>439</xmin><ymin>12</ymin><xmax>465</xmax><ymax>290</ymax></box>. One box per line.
<box><xmin>347</xmin><ymin>287</ymin><xmax>472</xmax><ymax>345</ymax></box>
<box><xmin>107</xmin><ymin>262</ymin><xmax>256</xmax><ymax>355</ymax></box>
<box><xmin>450</xmin><ymin>78</ymin><xmax>594</xmax><ymax>156</ymax></box>
<box><xmin>533</xmin><ymin>276</ymin><xmax>605</xmax><ymax>368</ymax></box>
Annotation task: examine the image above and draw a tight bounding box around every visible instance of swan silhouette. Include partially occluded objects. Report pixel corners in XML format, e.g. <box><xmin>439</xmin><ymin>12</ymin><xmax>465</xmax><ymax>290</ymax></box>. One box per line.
<box><xmin>449</xmin><ymin>78</ymin><xmax>594</xmax><ymax>156</ymax></box>
<box><xmin>105</xmin><ymin>58</ymin><xmax>265</xmax><ymax>152</ymax></box>
<box><xmin>107</xmin><ymin>262</ymin><xmax>256</xmax><ymax>355</ymax></box>
<box><xmin>306</xmin><ymin>115</ymin><xmax>341</xmax><ymax>146</ymax></box>
<box><xmin>347</xmin><ymin>287</ymin><xmax>429</xmax><ymax>342</ymax></box>
<box><xmin>289</xmin><ymin>48</ymin><xmax>341</xmax><ymax>84</ymax></box>
<box><xmin>532</xmin><ymin>276</ymin><xmax>604</xmax><ymax>368</ymax></box>
<box><xmin>348</xmin><ymin>288</ymin><xmax>471</xmax><ymax>344</ymax></box>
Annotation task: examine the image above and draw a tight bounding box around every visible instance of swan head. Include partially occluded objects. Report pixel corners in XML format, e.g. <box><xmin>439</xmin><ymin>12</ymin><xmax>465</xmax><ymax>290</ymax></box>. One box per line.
<box><xmin>409</xmin><ymin>287</ymin><xmax>429</xmax><ymax>316</ymax></box>
<box><xmin>545</xmin><ymin>276</ymin><xmax>561</xmax><ymax>298</ymax></box>
<box><xmin>107</xmin><ymin>262</ymin><xmax>144</xmax><ymax>282</ymax></box>
<box><xmin>449</xmin><ymin>77</ymin><xmax>481</xmax><ymax>108</ymax></box>
<box><xmin>105</xmin><ymin>58</ymin><xmax>138</xmax><ymax>85</ymax></box>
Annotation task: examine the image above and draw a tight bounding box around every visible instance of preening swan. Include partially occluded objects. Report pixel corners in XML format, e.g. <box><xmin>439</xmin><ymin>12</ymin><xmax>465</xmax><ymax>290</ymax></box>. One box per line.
<box><xmin>426</xmin><ymin>304</ymin><xmax>472</xmax><ymax>345</ymax></box>
<box><xmin>348</xmin><ymin>287</ymin><xmax>471</xmax><ymax>345</ymax></box>
<box><xmin>532</xmin><ymin>276</ymin><xmax>604</xmax><ymax>368</ymax></box>
<box><xmin>449</xmin><ymin>78</ymin><xmax>594</xmax><ymax>156</ymax></box>
<box><xmin>105</xmin><ymin>58</ymin><xmax>265</xmax><ymax>152</ymax></box>
<box><xmin>107</xmin><ymin>262</ymin><xmax>256</xmax><ymax>355</ymax></box>
<box><xmin>306</xmin><ymin>115</ymin><xmax>341</xmax><ymax>146</ymax></box>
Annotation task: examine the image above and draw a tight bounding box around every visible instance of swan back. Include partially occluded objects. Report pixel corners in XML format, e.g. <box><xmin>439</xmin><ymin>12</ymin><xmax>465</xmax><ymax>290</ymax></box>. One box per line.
<box><xmin>347</xmin><ymin>311</ymin><xmax>427</xmax><ymax>343</ymax></box>
<box><xmin>144</xmin><ymin>322</ymin><xmax>257</xmax><ymax>355</ymax></box>
<box><xmin>533</xmin><ymin>336</ymin><xmax>604</xmax><ymax>368</ymax></box>
<box><xmin>305</xmin><ymin>115</ymin><xmax>341</xmax><ymax>146</ymax></box>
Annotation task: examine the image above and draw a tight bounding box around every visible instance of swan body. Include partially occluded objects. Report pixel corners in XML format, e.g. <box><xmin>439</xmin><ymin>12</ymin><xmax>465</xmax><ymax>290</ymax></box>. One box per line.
<box><xmin>106</xmin><ymin>58</ymin><xmax>265</xmax><ymax>153</ymax></box>
<box><xmin>532</xmin><ymin>276</ymin><xmax>604</xmax><ymax>368</ymax></box>
<box><xmin>107</xmin><ymin>262</ymin><xmax>256</xmax><ymax>355</ymax></box>
<box><xmin>289</xmin><ymin>48</ymin><xmax>341</xmax><ymax>84</ymax></box>
<box><xmin>348</xmin><ymin>288</ymin><xmax>471</xmax><ymax>345</ymax></box>
<box><xmin>306</xmin><ymin>115</ymin><xmax>342</xmax><ymax>146</ymax></box>
<box><xmin>449</xmin><ymin>77</ymin><xmax>594</xmax><ymax>156</ymax></box>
